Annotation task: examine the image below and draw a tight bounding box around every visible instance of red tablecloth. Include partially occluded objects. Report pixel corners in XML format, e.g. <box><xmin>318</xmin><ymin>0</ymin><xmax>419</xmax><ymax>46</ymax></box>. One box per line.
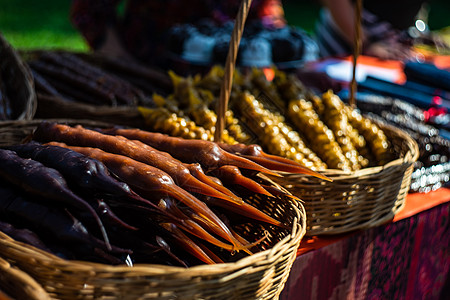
<box><xmin>295</xmin><ymin>188</ymin><xmax>450</xmax><ymax>257</ymax></box>
<box><xmin>281</xmin><ymin>188</ymin><xmax>450</xmax><ymax>300</ymax></box>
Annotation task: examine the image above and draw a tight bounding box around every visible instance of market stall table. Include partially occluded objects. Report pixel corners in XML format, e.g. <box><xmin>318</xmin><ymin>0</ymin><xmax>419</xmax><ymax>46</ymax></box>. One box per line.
<box><xmin>280</xmin><ymin>188</ymin><xmax>450</xmax><ymax>300</ymax></box>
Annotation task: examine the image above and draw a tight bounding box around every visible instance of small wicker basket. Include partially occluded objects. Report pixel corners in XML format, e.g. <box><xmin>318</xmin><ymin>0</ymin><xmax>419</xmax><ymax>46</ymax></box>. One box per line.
<box><xmin>270</xmin><ymin>122</ymin><xmax>419</xmax><ymax>235</ymax></box>
<box><xmin>0</xmin><ymin>118</ymin><xmax>306</xmax><ymax>300</ymax></box>
<box><xmin>0</xmin><ymin>33</ymin><xmax>36</xmax><ymax>121</ymax></box>
<box><xmin>270</xmin><ymin>0</ymin><xmax>418</xmax><ymax>236</ymax></box>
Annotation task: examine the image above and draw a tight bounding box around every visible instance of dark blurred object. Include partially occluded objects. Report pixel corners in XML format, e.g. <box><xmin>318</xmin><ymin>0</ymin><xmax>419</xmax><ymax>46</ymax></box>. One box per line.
<box><xmin>339</xmin><ymin>90</ymin><xmax>449</xmax><ymax>193</ymax></box>
<box><xmin>359</xmin><ymin>76</ymin><xmax>450</xmax><ymax>112</ymax></box>
<box><xmin>404</xmin><ymin>61</ymin><xmax>450</xmax><ymax>91</ymax></box>
<box><xmin>402</xmin><ymin>79</ymin><xmax>450</xmax><ymax>101</ymax></box>
<box><xmin>296</xmin><ymin>70</ymin><xmax>343</xmax><ymax>93</ymax></box>
<box><xmin>165</xmin><ymin>21</ymin><xmax>319</xmax><ymax>70</ymax></box>
<box><xmin>24</xmin><ymin>51</ymin><xmax>154</xmax><ymax>107</ymax></box>
<box><xmin>271</xmin><ymin>28</ymin><xmax>304</xmax><ymax>63</ymax></box>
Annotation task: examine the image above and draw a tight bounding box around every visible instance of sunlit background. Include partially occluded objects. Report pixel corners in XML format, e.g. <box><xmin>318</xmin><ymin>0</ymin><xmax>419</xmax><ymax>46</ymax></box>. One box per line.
<box><xmin>0</xmin><ymin>0</ymin><xmax>449</xmax><ymax>51</ymax></box>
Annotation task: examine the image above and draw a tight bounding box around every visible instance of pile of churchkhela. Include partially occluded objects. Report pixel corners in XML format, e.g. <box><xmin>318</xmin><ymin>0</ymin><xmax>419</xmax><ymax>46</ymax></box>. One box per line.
<box><xmin>138</xmin><ymin>66</ymin><xmax>394</xmax><ymax>171</ymax></box>
<box><xmin>0</xmin><ymin>121</ymin><xmax>323</xmax><ymax>267</ymax></box>
<box><xmin>25</xmin><ymin>50</ymin><xmax>395</xmax><ymax>173</ymax></box>
<box><xmin>340</xmin><ymin>92</ymin><xmax>450</xmax><ymax>192</ymax></box>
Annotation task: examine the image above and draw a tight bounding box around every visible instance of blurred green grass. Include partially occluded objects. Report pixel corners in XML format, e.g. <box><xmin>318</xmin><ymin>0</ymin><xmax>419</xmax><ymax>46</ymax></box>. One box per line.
<box><xmin>0</xmin><ymin>0</ymin><xmax>87</xmax><ymax>51</ymax></box>
<box><xmin>0</xmin><ymin>0</ymin><xmax>448</xmax><ymax>51</ymax></box>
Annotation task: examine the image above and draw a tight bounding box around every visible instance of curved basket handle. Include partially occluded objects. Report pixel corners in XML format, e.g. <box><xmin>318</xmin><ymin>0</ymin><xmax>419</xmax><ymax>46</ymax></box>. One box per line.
<box><xmin>349</xmin><ymin>0</ymin><xmax>363</xmax><ymax>108</ymax></box>
<box><xmin>214</xmin><ymin>0</ymin><xmax>253</xmax><ymax>142</ymax></box>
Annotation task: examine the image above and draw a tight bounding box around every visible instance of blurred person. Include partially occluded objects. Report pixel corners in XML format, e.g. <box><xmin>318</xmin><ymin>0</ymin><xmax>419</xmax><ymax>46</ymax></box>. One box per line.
<box><xmin>315</xmin><ymin>0</ymin><xmax>433</xmax><ymax>60</ymax></box>
<box><xmin>70</xmin><ymin>0</ymin><xmax>340</xmax><ymax>91</ymax></box>
<box><xmin>70</xmin><ymin>0</ymin><xmax>288</xmax><ymax>67</ymax></box>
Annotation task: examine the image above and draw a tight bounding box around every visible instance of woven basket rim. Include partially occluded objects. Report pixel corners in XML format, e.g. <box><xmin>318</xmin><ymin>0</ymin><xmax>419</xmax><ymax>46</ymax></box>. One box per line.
<box><xmin>0</xmin><ymin>203</ymin><xmax>305</xmax><ymax>275</ymax></box>
<box><xmin>0</xmin><ymin>118</ymin><xmax>116</xmax><ymax>130</ymax></box>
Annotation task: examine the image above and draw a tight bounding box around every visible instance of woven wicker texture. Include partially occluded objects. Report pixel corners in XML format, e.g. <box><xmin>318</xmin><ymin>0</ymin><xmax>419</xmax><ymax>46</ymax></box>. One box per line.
<box><xmin>0</xmin><ymin>119</ymin><xmax>306</xmax><ymax>300</ymax></box>
<box><xmin>0</xmin><ymin>207</ymin><xmax>304</xmax><ymax>300</ymax></box>
<box><xmin>270</xmin><ymin>122</ymin><xmax>419</xmax><ymax>235</ymax></box>
<box><xmin>0</xmin><ymin>256</ymin><xmax>50</xmax><ymax>300</ymax></box>
<box><xmin>0</xmin><ymin>201</ymin><xmax>305</xmax><ymax>300</ymax></box>
<box><xmin>0</xmin><ymin>119</ymin><xmax>115</xmax><ymax>147</ymax></box>
<box><xmin>35</xmin><ymin>94</ymin><xmax>146</xmax><ymax>128</ymax></box>
<box><xmin>0</xmin><ymin>34</ymin><xmax>36</xmax><ymax>120</ymax></box>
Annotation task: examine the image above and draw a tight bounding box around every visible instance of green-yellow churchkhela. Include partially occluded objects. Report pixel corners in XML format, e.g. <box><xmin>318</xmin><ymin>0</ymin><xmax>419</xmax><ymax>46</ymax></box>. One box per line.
<box><xmin>236</xmin><ymin>91</ymin><xmax>326</xmax><ymax>170</ymax></box>
<box><xmin>288</xmin><ymin>99</ymin><xmax>351</xmax><ymax>171</ymax></box>
<box><xmin>167</xmin><ymin>69</ymin><xmax>250</xmax><ymax>145</ymax></box>
<box><xmin>147</xmin><ymin>67</ymin><xmax>393</xmax><ymax>169</ymax></box>
<box><xmin>224</xmin><ymin>109</ymin><xmax>253</xmax><ymax>144</ymax></box>
<box><xmin>344</xmin><ymin>106</ymin><xmax>393</xmax><ymax>166</ymax></box>
<box><xmin>138</xmin><ymin>106</ymin><xmax>239</xmax><ymax>145</ymax></box>
<box><xmin>138</xmin><ymin>107</ymin><xmax>211</xmax><ymax>140</ymax></box>
<box><xmin>270</xmin><ymin>109</ymin><xmax>326</xmax><ymax>169</ymax></box>
<box><xmin>273</xmin><ymin>69</ymin><xmax>307</xmax><ymax>103</ymax></box>
<box><xmin>321</xmin><ymin>90</ymin><xmax>367</xmax><ymax>170</ymax></box>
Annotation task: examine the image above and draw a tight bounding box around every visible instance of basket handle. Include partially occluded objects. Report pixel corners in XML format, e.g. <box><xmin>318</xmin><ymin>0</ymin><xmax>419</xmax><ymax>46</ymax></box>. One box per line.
<box><xmin>349</xmin><ymin>0</ymin><xmax>363</xmax><ymax>108</ymax></box>
<box><xmin>214</xmin><ymin>0</ymin><xmax>253</xmax><ymax>142</ymax></box>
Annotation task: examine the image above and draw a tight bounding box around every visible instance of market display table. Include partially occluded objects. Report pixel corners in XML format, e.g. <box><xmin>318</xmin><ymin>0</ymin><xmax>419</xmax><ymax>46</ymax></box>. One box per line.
<box><xmin>280</xmin><ymin>188</ymin><xmax>450</xmax><ymax>300</ymax></box>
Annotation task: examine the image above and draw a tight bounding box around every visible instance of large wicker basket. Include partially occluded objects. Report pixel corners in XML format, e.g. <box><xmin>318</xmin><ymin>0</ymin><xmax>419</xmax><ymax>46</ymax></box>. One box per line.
<box><xmin>0</xmin><ymin>119</ymin><xmax>306</xmax><ymax>300</ymax></box>
<box><xmin>0</xmin><ymin>33</ymin><xmax>36</xmax><ymax>121</ymax></box>
<box><xmin>270</xmin><ymin>122</ymin><xmax>419</xmax><ymax>236</ymax></box>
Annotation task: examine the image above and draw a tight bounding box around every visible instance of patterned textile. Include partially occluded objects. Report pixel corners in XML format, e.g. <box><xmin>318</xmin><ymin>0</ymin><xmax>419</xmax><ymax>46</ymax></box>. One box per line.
<box><xmin>280</xmin><ymin>202</ymin><xmax>450</xmax><ymax>300</ymax></box>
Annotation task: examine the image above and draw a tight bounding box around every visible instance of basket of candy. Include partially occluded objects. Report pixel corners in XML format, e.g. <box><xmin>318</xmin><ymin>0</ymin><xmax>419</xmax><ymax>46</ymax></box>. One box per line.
<box><xmin>0</xmin><ymin>118</ymin><xmax>309</xmax><ymax>300</ymax></box>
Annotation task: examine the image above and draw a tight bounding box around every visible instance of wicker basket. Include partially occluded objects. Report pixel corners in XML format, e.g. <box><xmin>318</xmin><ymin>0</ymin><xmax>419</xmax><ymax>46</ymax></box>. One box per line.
<box><xmin>0</xmin><ymin>256</ymin><xmax>51</xmax><ymax>300</ymax></box>
<box><xmin>0</xmin><ymin>119</ymin><xmax>306</xmax><ymax>300</ymax></box>
<box><xmin>35</xmin><ymin>93</ymin><xmax>146</xmax><ymax>128</ymax></box>
<box><xmin>267</xmin><ymin>0</ymin><xmax>417</xmax><ymax>236</ymax></box>
<box><xmin>0</xmin><ymin>33</ymin><xmax>36</xmax><ymax>121</ymax></box>
<box><xmin>270</xmin><ymin>122</ymin><xmax>419</xmax><ymax>236</ymax></box>
<box><xmin>0</xmin><ymin>119</ymin><xmax>116</xmax><ymax>147</ymax></box>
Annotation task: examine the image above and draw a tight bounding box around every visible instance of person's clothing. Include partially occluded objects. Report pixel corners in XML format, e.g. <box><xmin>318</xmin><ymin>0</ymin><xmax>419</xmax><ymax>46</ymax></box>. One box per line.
<box><xmin>315</xmin><ymin>8</ymin><xmax>390</xmax><ymax>58</ymax></box>
<box><xmin>314</xmin><ymin>0</ymin><xmax>428</xmax><ymax>58</ymax></box>
<box><xmin>70</xmin><ymin>0</ymin><xmax>320</xmax><ymax>70</ymax></box>
<box><xmin>70</xmin><ymin>0</ymin><xmax>286</xmax><ymax>66</ymax></box>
